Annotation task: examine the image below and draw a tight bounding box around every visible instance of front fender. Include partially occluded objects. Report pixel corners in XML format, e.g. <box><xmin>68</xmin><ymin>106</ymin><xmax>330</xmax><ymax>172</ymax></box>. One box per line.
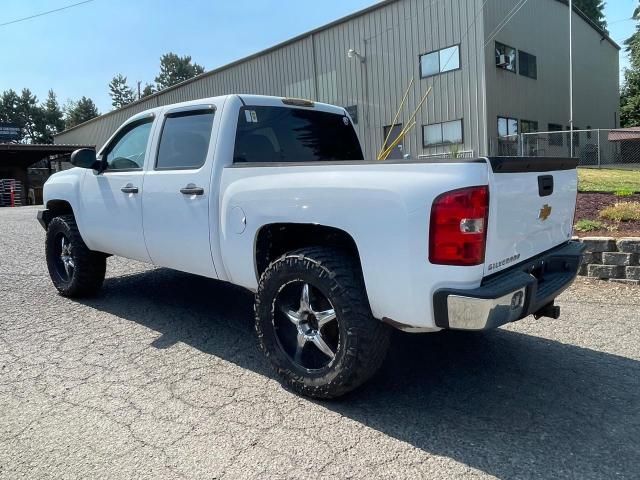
<box><xmin>42</xmin><ymin>168</ymin><xmax>86</xmax><ymax>227</ymax></box>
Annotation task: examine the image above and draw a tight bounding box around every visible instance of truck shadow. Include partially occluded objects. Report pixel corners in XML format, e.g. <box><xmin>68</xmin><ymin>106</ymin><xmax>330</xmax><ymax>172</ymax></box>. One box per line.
<box><xmin>82</xmin><ymin>266</ymin><xmax>639</xmax><ymax>480</ymax></box>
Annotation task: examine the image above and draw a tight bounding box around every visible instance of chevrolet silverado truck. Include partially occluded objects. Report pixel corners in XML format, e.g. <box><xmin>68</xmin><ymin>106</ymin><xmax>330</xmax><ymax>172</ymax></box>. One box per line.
<box><xmin>38</xmin><ymin>95</ymin><xmax>584</xmax><ymax>398</ymax></box>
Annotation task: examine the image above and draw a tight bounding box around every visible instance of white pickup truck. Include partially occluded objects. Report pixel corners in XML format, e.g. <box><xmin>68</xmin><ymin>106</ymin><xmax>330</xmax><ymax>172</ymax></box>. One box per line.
<box><xmin>39</xmin><ymin>94</ymin><xmax>584</xmax><ymax>398</ymax></box>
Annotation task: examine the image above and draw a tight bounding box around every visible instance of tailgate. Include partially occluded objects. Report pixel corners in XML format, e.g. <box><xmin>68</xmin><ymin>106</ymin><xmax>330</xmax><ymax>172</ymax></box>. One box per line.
<box><xmin>483</xmin><ymin>157</ymin><xmax>579</xmax><ymax>276</ymax></box>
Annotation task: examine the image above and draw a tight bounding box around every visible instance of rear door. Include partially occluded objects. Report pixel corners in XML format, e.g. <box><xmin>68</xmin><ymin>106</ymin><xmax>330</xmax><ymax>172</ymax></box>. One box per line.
<box><xmin>483</xmin><ymin>157</ymin><xmax>579</xmax><ymax>276</ymax></box>
<box><xmin>142</xmin><ymin>103</ymin><xmax>219</xmax><ymax>278</ymax></box>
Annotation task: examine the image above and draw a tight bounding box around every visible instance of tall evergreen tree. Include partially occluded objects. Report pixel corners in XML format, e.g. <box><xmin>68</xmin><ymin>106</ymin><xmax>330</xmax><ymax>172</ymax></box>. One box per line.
<box><xmin>0</xmin><ymin>88</ymin><xmax>67</xmax><ymax>143</ymax></box>
<box><xmin>65</xmin><ymin>96</ymin><xmax>99</xmax><ymax>129</ymax></box>
<box><xmin>16</xmin><ymin>89</ymin><xmax>45</xmax><ymax>143</ymax></box>
<box><xmin>155</xmin><ymin>53</ymin><xmax>204</xmax><ymax>90</ymax></box>
<box><xmin>40</xmin><ymin>90</ymin><xmax>65</xmax><ymax>143</ymax></box>
<box><xmin>109</xmin><ymin>74</ymin><xmax>136</xmax><ymax>109</ymax></box>
<box><xmin>141</xmin><ymin>83</ymin><xmax>156</xmax><ymax>98</ymax></box>
<box><xmin>621</xmin><ymin>2</ymin><xmax>640</xmax><ymax>127</ymax></box>
<box><xmin>0</xmin><ymin>89</ymin><xmax>23</xmax><ymax>142</ymax></box>
<box><xmin>574</xmin><ymin>0</ymin><xmax>607</xmax><ymax>31</ymax></box>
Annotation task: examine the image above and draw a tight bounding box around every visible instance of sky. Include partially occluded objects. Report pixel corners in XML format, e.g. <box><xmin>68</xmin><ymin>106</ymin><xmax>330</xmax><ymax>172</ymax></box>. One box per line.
<box><xmin>0</xmin><ymin>0</ymin><xmax>637</xmax><ymax>114</ymax></box>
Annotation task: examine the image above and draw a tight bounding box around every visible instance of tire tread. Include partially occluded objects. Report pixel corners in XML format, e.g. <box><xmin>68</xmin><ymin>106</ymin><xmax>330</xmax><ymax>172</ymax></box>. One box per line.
<box><xmin>46</xmin><ymin>215</ymin><xmax>106</xmax><ymax>297</ymax></box>
<box><xmin>255</xmin><ymin>246</ymin><xmax>390</xmax><ymax>399</ymax></box>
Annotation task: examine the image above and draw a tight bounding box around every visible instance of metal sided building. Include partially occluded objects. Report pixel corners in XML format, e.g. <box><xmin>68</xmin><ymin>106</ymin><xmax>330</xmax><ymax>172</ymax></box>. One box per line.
<box><xmin>54</xmin><ymin>0</ymin><xmax>620</xmax><ymax>160</ymax></box>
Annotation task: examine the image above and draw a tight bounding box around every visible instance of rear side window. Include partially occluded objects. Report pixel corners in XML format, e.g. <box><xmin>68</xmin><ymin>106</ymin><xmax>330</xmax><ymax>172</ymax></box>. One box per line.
<box><xmin>233</xmin><ymin>106</ymin><xmax>363</xmax><ymax>163</ymax></box>
<box><xmin>156</xmin><ymin>109</ymin><xmax>215</xmax><ymax>170</ymax></box>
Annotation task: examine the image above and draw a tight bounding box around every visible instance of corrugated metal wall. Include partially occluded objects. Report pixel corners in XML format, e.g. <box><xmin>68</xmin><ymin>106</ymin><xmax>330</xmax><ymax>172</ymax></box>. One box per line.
<box><xmin>483</xmin><ymin>0</ymin><xmax>620</xmax><ymax>141</ymax></box>
<box><xmin>55</xmin><ymin>0</ymin><xmax>487</xmax><ymax>158</ymax></box>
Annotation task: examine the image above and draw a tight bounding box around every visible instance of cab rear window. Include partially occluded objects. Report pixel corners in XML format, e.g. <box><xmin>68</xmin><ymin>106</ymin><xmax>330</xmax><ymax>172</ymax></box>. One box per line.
<box><xmin>233</xmin><ymin>106</ymin><xmax>363</xmax><ymax>164</ymax></box>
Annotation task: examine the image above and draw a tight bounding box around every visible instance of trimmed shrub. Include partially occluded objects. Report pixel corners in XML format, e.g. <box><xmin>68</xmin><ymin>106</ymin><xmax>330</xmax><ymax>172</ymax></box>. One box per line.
<box><xmin>599</xmin><ymin>202</ymin><xmax>640</xmax><ymax>222</ymax></box>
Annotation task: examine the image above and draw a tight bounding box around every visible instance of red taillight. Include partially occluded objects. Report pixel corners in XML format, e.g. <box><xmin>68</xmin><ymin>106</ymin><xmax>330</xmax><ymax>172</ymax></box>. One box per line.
<box><xmin>429</xmin><ymin>186</ymin><xmax>489</xmax><ymax>266</ymax></box>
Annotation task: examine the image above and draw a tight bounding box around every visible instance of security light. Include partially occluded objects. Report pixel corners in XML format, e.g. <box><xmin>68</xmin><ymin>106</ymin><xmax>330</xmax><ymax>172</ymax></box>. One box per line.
<box><xmin>347</xmin><ymin>48</ymin><xmax>365</xmax><ymax>63</ymax></box>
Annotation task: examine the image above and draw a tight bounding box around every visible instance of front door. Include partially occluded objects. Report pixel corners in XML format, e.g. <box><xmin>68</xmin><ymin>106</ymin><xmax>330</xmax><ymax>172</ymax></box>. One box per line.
<box><xmin>80</xmin><ymin>118</ymin><xmax>155</xmax><ymax>262</ymax></box>
<box><xmin>142</xmin><ymin>104</ymin><xmax>218</xmax><ymax>278</ymax></box>
<box><xmin>383</xmin><ymin>124</ymin><xmax>404</xmax><ymax>159</ymax></box>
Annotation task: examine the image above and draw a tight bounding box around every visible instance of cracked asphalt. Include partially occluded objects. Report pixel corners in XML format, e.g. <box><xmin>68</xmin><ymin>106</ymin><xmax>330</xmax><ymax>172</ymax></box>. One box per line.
<box><xmin>1</xmin><ymin>206</ymin><xmax>639</xmax><ymax>479</ymax></box>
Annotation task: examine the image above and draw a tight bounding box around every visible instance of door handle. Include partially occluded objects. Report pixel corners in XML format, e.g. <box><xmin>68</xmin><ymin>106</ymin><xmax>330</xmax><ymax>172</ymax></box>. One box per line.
<box><xmin>121</xmin><ymin>184</ymin><xmax>139</xmax><ymax>194</ymax></box>
<box><xmin>180</xmin><ymin>184</ymin><xmax>205</xmax><ymax>196</ymax></box>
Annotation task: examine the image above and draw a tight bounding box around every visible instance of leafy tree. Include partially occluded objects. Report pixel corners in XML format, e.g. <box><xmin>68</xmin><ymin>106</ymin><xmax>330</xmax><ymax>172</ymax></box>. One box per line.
<box><xmin>622</xmin><ymin>3</ymin><xmax>640</xmax><ymax>127</ymax></box>
<box><xmin>141</xmin><ymin>83</ymin><xmax>156</xmax><ymax>98</ymax></box>
<box><xmin>574</xmin><ymin>0</ymin><xmax>607</xmax><ymax>32</ymax></box>
<box><xmin>155</xmin><ymin>52</ymin><xmax>204</xmax><ymax>90</ymax></box>
<box><xmin>65</xmin><ymin>96</ymin><xmax>99</xmax><ymax>129</ymax></box>
<box><xmin>109</xmin><ymin>74</ymin><xmax>136</xmax><ymax>109</ymax></box>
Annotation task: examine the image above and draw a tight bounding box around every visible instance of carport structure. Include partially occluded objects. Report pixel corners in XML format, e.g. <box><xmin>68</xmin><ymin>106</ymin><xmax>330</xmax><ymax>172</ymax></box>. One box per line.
<box><xmin>0</xmin><ymin>143</ymin><xmax>93</xmax><ymax>206</ymax></box>
<box><xmin>608</xmin><ymin>128</ymin><xmax>640</xmax><ymax>167</ymax></box>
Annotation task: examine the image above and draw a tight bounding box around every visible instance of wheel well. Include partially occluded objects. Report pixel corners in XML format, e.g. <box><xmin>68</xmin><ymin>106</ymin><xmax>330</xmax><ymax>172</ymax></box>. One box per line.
<box><xmin>40</xmin><ymin>200</ymin><xmax>74</xmax><ymax>229</ymax></box>
<box><xmin>46</xmin><ymin>200</ymin><xmax>74</xmax><ymax>217</ymax></box>
<box><xmin>255</xmin><ymin>223</ymin><xmax>362</xmax><ymax>279</ymax></box>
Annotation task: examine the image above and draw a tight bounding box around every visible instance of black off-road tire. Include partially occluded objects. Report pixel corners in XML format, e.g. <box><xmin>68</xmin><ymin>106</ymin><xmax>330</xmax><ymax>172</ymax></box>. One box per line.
<box><xmin>45</xmin><ymin>215</ymin><xmax>106</xmax><ymax>298</ymax></box>
<box><xmin>255</xmin><ymin>247</ymin><xmax>391</xmax><ymax>399</ymax></box>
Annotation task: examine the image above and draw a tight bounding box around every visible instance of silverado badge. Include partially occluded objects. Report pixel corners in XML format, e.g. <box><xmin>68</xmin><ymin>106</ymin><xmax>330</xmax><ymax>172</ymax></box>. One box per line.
<box><xmin>539</xmin><ymin>204</ymin><xmax>552</xmax><ymax>221</ymax></box>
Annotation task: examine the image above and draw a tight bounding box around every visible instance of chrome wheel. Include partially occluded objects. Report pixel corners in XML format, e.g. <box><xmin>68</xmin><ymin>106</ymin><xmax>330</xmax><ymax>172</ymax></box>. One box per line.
<box><xmin>273</xmin><ymin>281</ymin><xmax>340</xmax><ymax>371</ymax></box>
<box><xmin>54</xmin><ymin>233</ymin><xmax>75</xmax><ymax>281</ymax></box>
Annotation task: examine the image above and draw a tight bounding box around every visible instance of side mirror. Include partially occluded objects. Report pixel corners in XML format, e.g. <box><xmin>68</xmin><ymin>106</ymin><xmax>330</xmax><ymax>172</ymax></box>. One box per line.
<box><xmin>70</xmin><ymin>148</ymin><xmax>100</xmax><ymax>170</ymax></box>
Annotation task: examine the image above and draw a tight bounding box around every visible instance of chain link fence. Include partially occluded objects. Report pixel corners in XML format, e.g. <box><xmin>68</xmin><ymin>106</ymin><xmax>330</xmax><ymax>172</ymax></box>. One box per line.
<box><xmin>490</xmin><ymin>129</ymin><xmax>640</xmax><ymax>169</ymax></box>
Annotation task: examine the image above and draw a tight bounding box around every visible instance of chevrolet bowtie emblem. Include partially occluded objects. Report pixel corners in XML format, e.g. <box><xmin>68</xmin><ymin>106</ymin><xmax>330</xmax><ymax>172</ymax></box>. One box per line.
<box><xmin>539</xmin><ymin>204</ymin><xmax>552</xmax><ymax>221</ymax></box>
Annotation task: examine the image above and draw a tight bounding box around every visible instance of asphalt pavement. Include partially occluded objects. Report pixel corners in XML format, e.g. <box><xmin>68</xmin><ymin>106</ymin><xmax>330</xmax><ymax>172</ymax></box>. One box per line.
<box><xmin>1</xmin><ymin>206</ymin><xmax>638</xmax><ymax>479</ymax></box>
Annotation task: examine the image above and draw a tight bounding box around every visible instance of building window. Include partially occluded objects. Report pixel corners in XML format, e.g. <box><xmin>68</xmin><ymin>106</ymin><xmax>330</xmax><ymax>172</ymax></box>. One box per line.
<box><xmin>423</xmin><ymin>119</ymin><xmax>463</xmax><ymax>147</ymax></box>
<box><xmin>495</xmin><ymin>42</ymin><xmax>516</xmax><ymax>72</ymax></box>
<box><xmin>548</xmin><ymin>123</ymin><xmax>564</xmax><ymax>146</ymax></box>
<box><xmin>498</xmin><ymin>116</ymin><xmax>518</xmax><ymax>138</ymax></box>
<box><xmin>519</xmin><ymin>50</ymin><xmax>537</xmax><ymax>79</ymax></box>
<box><xmin>521</xmin><ymin>120</ymin><xmax>538</xmax><ymax>134</ymax></box>
<box><xmin>419</xmin><ymin>45</ymin><xmax>460</xmax><ymax>78</ymax></box>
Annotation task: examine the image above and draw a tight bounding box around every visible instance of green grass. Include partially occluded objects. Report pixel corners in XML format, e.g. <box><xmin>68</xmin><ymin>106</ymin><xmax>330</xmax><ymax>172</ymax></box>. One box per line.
<box><xmin>615</xmin><ymin>188</ymin><xmax>635</xmax><ymax>197</ymax></box>
<box><xmin>578</xmin><ymin>168</ymin><xmax>640</xmax><ymax>193</ymax></box>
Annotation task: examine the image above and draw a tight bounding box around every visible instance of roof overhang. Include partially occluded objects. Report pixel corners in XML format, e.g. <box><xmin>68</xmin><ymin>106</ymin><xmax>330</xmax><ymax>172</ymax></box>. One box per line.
<box><xmin>608</xmin><ymin>129</ymin><xmax>640</xmax><ymax>142</ymax></box>
<box><xmin>0</xmin><ymin>143</ymin><xmax>94</xmax><ymax>169</ymax></box>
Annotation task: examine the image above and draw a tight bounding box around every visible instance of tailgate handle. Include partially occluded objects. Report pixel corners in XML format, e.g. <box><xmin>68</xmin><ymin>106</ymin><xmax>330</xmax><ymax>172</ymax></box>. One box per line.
<box><xmin>538</xmin><ymin>175</ymin><xmax>554</xmax><ymax>197</ymax></box>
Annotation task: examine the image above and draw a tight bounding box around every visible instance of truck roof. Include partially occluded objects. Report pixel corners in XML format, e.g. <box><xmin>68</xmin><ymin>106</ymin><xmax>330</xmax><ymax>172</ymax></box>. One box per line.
<box><xmin>126</xmin><ymin>94</ymin><xmax>347</xmax><ymax>125</ymax></box>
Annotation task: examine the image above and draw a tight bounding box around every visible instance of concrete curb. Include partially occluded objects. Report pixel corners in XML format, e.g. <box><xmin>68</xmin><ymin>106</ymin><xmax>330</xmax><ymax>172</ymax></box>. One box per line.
<box><xmin>575</xmin><ymin>237</ymin><xmax>640</xmax><ymax>284</ymax></box>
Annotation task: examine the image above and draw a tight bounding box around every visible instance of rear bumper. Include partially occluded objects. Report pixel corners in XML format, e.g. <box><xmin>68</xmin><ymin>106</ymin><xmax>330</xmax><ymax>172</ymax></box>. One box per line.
<box><xmin>433</xmin><ymin>241</ymin><xmax>585</xmax><ymax>330</ymax></box>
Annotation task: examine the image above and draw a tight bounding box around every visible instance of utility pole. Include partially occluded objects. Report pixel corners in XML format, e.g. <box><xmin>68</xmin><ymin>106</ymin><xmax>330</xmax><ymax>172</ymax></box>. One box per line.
<box><xmin>569</xmin><ymin>0</ymin><xmax>574</xmax><ymax>157</ymax></box>
<box><xmin>137</xmin><ymin>81</ymin><xmax>142</xmax><ymax>100</ymax></box>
